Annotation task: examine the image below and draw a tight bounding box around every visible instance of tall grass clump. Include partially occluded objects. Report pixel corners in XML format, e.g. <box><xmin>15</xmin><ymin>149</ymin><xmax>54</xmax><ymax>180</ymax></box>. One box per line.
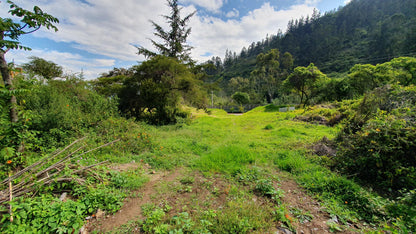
<box><xmin>274</xmin><ymin>150</ymin><xmax>388</xmax><ymax>224</ymax></box>
<box><xmin>195</xmin><ymin>145</ymin><xmax>256</xmax><ymax>174</ymax></box>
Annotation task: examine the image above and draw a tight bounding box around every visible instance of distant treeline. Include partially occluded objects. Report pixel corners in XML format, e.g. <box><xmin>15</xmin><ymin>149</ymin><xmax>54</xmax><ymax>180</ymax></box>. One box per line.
<box><xmin>205</xmin><ymin>0</ymin><xmax>416</xmax><ymax>81</ymax></box>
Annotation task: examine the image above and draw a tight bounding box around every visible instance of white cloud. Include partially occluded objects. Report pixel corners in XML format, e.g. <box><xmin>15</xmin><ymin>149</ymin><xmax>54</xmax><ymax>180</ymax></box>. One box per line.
<box><xmin>188</xmin><ymin>2</ymin><xmax>316</xmax><ymax>61</ymax></box>
<box><xmin>15</xmin><ymin>0</ymin><xmax>170</xmax><ymax>61</ymax></box>
<box><xmin>2</xmin><ymin>0</ymin><xmax>317</xmax><ymax>79</ymax></box>
<box><xmin>304</xmin><ymin>0</ymin><xmax>322</xmax><ymax>5</ymax></box>
<box><xmin>344</xmin><ymin>0</ymin><xmax>352</xmax><ymax>4</ymax></box>
<box><xmin>226</xmin><ymin>8</ymin><xmax>239</xmax><ymax>18</ymax></box>
<box><xmin>180</xmin><ymin>0</ymin><xmax>224</xmax><ymax>12</ymax></box>
<box><xmin>6</xmin><ymin>49</ymin><xmax>113</xmax><ymax>79</ymax></box>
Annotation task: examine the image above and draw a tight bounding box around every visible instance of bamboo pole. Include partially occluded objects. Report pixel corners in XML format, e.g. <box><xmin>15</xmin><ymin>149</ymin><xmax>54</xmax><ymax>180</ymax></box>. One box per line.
<box><xmin>8</xmin><ymin>171</ymin><xmax>13</xmax><ymax>222</ymax></box>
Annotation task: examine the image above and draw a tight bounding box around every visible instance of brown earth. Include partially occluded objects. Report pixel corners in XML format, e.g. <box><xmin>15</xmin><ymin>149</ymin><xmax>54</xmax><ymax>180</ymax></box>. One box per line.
<box><xmin>85</xmin><ymin>163</ymin><xmax>359</xmax><ymax>233</ymax></box>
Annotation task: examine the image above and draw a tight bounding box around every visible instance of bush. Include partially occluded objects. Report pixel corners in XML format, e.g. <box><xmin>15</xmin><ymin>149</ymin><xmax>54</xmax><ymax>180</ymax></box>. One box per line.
<box><xmin>118</xmin><ymin>56</ymin><xmax>207</xmax><ymax>125</ymax></box>
<box><xmin>20</xmin><ymin>77</ymin><xmax>118</xmax><ymax>148</ymax></box>
<box><xmin>231</xmin><ymin>92</ymin><xmax>250</xmax><ymax>105</ymax></box>
<box><xmin>1</xmin><ymin>195</ymin><xmax>85</xmax><ymax>234</ymax></box>
<box><xmin>335</xmin><ymin>85</ymin><xmax>416</xmax><ymax>193</ymax></box>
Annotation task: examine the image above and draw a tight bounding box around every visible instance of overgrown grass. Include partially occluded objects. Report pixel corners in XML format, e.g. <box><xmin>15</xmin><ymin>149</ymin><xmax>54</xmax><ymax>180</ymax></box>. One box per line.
<box><xmin>2</xmin><ymin>104</ymin><xmax>412</xmax><ymax>233</ymax></box>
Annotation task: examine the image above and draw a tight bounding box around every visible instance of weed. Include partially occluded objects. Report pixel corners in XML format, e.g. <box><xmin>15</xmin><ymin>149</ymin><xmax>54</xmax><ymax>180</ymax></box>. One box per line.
<box><xmin>1</xmin><ymin>195</ymin><xmax>85</xmax><ymax>233</ymax></box>
<box><xmin>110</xmin><ymin>170</ymin><xmax>148</xmax><ymax>189</ymax></box>
<box><xmin>327</xmin><ymin>220</ymin><xmax>343</xmax><ymax>232</ymax></box>
<box><xmin>179</xmin><ymin>176</ymin><xmax>195</xmax><ymax>185</ymax></box>
<box><xmin>254</xmin><ymin>179</ymin><xmax>284</xmax><ymax>204</ymax></box>
<box><xmin>273</xmin><ymin>205</ymin><xmax>295</xmax><ymax>231</ymax></box>
<box><xmin>208</xmin><ymin>199</ymin><xmax>273</xmax><ymax>233</ymax></box>
<box><xmin>291</xmin><ymin>207</ymin><xmax>314</xmax><ymax>224</ymax></box>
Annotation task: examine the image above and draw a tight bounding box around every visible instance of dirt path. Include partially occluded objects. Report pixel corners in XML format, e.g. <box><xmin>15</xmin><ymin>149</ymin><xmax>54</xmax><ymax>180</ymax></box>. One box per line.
<box><xmin>279</xmin><ymin>178</ymin><xmax>332</xmax><ymax>234</ymax></box>
<box><xmin>85</xmin><ymin>167</ymin><xmax>183</xmax><ymax>233</ymax></box>
<box><xmin>85</xmin><ymin>164</ymin><xmax>357</xmax><ymax>234</ymax></box>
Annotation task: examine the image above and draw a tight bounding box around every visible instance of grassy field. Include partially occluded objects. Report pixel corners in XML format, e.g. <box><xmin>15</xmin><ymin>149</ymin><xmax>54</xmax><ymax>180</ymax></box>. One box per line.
<box><xmin>82</xmin><ymin>106</ymin><xmax>398</xmax><ymax>233</ymax></box>
<box><xmin>2</xmin><ymin>105</ymin><xmax>406</xmax><ymax>233</ymax></box>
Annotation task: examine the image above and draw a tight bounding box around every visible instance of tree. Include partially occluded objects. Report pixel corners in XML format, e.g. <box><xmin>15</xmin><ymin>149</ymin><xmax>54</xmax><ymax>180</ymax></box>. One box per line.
<box><xmin>119</xmin><ymin>56</ymin><xmax>206</xmax><ymax>125</ymax></box>
<box><xmin>22</xmin><ymin>56</ymin><xmax>63</xmax><ymax>80</ymax></box>
<box><xmin>280</xmin><ymin>52</ymin><xmax>294</xmax><ymax>72</ymax></box>
<box><xmin>232</xmin><ymin>92</ymin><xmax>250</xmax><ymax>105</ymax></box>
<box><xmin>91</xmin><ymin>67</ymin><xmax>136</xmax><ymax>98</ymax></box>
<box><xmin>137</xmin><ymin>0</ymin><xmax>195</xmax><ymax>63</ymax></box>
<box><xmin>251</xmin><ymin>49</ymin><xmax>281</xmax><ymax>103</ymax></box>
<box><xmin>283</xmin><ymin>63</ymin><xmax>328</xmax><ymax>106</ymax></box>
<box><xmin>228</xmin><ymin>76</ymin><xmax>250</xmax><ymax>94</ymax></box>
<box><xmin>1</xmin><ymin>0</ymin><xmax>58</xmax><ymax>123</ymax></box>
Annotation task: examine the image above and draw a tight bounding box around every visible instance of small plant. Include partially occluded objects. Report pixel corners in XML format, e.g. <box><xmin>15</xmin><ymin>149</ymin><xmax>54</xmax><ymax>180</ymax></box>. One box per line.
<box><xmin>141</xmin><ymin>208</ymin><xmax>167</xmax><ymax>233</ymax></box>
<box><xmin>171</xmin><ymin>212</ymin><xmax>195</xmax><ymax>232</ymax></box>
<box><xmin>179</xmin><ymin>176</ymin><xmax>195</xmax><ymax>185</ymax></box>
<box><xmin>264</xmin><ymin>124</ymin><xmax>274</xmax><ymax>130</ymax></box>
<box><xmin>327</xmin><ymin>220</ymin><xmax>343</xmax><ymax>232</ymax></box>
<box><xmin>291</xmin><ymin>207</ymin><xmax>314</xmax><ymax>224</ymax></box>
<box><xmin>273</xmin><ymin>205</ymin><xmax>295</xmax><ymax>231</ymax></box>
<box><xmin>1</xmin><ymin>195</ymin><xmax>86</xmax><ymax>233</ymax></box>
<box><xmin>254</xmin><ymin>179</ymin><xmax>284</xmax><ymax>203</ymax></box>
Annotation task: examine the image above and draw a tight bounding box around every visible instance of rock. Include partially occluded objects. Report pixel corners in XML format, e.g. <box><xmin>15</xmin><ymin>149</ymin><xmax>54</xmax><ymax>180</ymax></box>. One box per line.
<box><xmin>59</xmin><ymin>192</ymin><xmax>67</xmax><ymax>201</ymax></box>
<box><xmin>276</xmin><ymin>227</ymin><xmax>293</xmax><ymax>234</ymax></box>
<box><xmin>329</xmin><ymin>216</ymin><xmax>339</xmax><ymax>223</ymax></box>
<box><xmin>79</xmin><ymin>225</ymin><xmax>88</xmax><ymax>234</ymax></box>
<box><xmin>95</xmin><ymin>209</ymin><xmax>105</xmax><ymax>219</ymax></box>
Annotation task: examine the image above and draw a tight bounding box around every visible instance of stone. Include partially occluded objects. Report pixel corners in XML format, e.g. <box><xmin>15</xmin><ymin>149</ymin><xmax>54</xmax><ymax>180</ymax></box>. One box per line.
<box><xmin>95</xmin><ymin>208</ymin><xmax>105</xmax><ymax>219</ymax></box>
<box><xmin>59</xmin><ymin>192</ymin><xmax>67</xmax><ymax>201</ymax></box>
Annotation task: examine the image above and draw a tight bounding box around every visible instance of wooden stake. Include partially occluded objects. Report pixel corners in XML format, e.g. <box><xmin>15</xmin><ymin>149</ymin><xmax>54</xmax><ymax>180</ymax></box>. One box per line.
<box><xmin>8</xmin><ymin>172</ymin><xmax>13</xmax><ymax>222</ymax></box>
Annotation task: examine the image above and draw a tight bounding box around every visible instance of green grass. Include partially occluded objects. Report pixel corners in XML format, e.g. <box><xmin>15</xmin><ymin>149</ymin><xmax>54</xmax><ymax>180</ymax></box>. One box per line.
<box><xmin>138</xmin><ymin>106</ymin><xmax>407</xmax><ymax>232</ymax></box>
<box><xmin>195</xmin><ymin>145</ymin><xmax>256</xmax><ymax>174</ymax></box>
<box><xmin>3</xmin><ymin>105</ymin><xmax>411</xmax><ymax>233</ymax></box>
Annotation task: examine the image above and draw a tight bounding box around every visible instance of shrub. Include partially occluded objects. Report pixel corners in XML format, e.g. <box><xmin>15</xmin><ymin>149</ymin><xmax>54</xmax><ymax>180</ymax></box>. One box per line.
<box><xmin>232</xmin><ymin>92</ymin><xmax>250</xmax><ymax>105</ymax></box>
<box><xmin>20</xmin><ymin>77</ymin><xmax>118</xmax><ymax>148</ymax></box>
<box><xmin>118</xmin><ymin>56</ymin><xmax>207</xmax><ymax>125</ymax></box>
<box><xmin>1</xmin><ymin>195</ymin><xmax>85</xmax><ymax>234</ymax></box>
<box><xmin>335</xmin><ymin>85</ymin><xmax>416</xmax><ymax>193</ymax></box>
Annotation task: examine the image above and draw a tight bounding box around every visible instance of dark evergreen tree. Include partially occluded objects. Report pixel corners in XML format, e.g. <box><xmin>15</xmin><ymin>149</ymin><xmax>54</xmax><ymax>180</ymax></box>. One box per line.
<box><xmin>137</xmin><ymin>0</ymin><xmax>195</xmax><ymax>63</ymax></box>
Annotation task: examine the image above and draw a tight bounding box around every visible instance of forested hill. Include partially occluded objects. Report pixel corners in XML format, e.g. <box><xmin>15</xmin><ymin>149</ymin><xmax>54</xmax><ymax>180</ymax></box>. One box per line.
<box><xmin>207</xmin><ymin>0</ymin><xmax>416</xmax><ymax>80</ymax></box>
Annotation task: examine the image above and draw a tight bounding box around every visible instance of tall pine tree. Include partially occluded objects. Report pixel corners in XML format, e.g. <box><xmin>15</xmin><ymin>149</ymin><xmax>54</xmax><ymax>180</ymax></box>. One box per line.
<box><xmin>137</xmin><ymin>0</ymin><xmax>195</xmax><ymax>63</ymax></box>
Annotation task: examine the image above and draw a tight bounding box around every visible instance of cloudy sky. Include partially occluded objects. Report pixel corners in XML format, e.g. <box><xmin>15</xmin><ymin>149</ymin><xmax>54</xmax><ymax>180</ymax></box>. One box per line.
<box><xmin>1</xmin><ymin>0</ymin><xmax>350</xmax><ymax>79</ymax></box>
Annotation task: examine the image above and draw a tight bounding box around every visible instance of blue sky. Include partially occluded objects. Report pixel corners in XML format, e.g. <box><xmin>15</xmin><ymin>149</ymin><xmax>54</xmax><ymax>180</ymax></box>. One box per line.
<box><xmin>1</xmin><ymin>0</ymin><xmax>350</xmax><ymax>79</ymax></box>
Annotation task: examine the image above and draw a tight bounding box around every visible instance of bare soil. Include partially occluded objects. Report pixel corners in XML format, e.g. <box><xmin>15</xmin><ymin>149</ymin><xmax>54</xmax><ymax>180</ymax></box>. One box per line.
<box><xmin>85</xmin><ymin>166</ymin><xmax>183</xmax><ymax>233</ymax></box>
<box><xmin>85</xmin><ymin>163</ymin><xmax>358</xmax><ymax>233</ymax></box>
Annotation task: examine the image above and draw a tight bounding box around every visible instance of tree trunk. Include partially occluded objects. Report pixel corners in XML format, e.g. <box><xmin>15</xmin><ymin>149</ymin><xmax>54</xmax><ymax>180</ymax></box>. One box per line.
<box><xmin>0</xmin><ymin>50</ymin><xmax>18</xmax><ymax>123</ymax></box>
<box><xmin>266</xmin><ymin>91</ymin><xmax>272</xmax><ymax>103</ymax></box>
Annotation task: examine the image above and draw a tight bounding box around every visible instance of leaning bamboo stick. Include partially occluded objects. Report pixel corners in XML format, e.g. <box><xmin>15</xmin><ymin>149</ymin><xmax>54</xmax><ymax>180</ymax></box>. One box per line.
<box><xmin>1</xmin><ymin>137</ymin><xmax>86</xmax><ymax>186</ymax></box>
<box><xmin>0</xmin><ymin>139</ymin><xmax>119</xmax><ymax>204</ymax></box>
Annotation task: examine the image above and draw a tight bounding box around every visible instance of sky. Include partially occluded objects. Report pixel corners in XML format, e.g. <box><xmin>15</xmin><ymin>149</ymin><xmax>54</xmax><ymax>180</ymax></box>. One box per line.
<box><xmin>1</xmin><ymin>0</ymin><xmax>351</xmax><ymax>79</ymax></box>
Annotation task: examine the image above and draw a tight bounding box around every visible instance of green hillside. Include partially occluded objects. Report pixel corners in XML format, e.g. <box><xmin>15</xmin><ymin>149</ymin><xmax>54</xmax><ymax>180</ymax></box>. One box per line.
<box><xmin>209</xmin><ymin>0</ymin><xmax>416</xmax><ymax>82</ymax></box>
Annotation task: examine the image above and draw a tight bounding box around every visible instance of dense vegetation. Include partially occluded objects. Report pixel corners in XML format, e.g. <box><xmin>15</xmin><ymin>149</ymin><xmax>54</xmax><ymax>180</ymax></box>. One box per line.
<box><xmin>1</xmin><ymin>0</ymin><xmax>416</xmax><ymax>233</ymax></box>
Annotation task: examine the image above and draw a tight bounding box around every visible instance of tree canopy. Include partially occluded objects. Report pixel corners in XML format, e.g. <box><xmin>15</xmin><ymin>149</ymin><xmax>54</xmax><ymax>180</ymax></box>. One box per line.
<box><xmin>119</xmin><ymin>56</ymin><xmax>206</xmax><ymax>124</ymax></box>
<box><xmin>22</xmin><ymin>56</ymin><xmax>63</xmax><ymax>80</ymax></box>
<box><xmin>137</xmin><ymin>0</ymin><xmax>195</xmax><ymax>63</ymax></box>
<box><xmin>0</xmin><ymin>0</ymin><xmax>58</xmax><ymax>122</ymax></box>
<box><xmin>283</xmin><ymin>63</ymin><xmax>328</xmax><ymax>106</ymax></box>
